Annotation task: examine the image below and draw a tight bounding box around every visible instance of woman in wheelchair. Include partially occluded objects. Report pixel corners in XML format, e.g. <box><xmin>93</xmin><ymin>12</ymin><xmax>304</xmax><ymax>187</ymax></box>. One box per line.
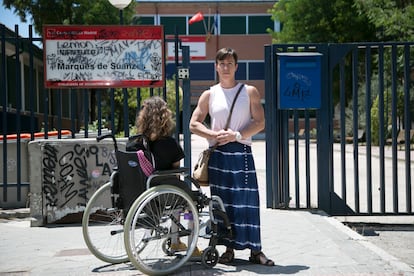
<box><xmin>127</xmin><ymin>96</ymin><xmax>202</xmax><ymax>257</ymax></box>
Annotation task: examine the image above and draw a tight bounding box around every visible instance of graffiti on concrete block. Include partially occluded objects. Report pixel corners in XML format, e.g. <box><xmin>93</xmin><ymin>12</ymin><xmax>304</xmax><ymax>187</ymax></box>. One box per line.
<box><xmin>42</xmin><ymin>143</ymin><xmax>115</xmax><ymax>209</ymax></box>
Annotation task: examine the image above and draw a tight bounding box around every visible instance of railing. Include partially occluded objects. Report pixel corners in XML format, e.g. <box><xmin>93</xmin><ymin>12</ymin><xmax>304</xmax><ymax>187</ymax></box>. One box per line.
<box><xmin>265</xmin><ymin>42</ymin><xmax>413</xmax><ymax>215</ymax></box>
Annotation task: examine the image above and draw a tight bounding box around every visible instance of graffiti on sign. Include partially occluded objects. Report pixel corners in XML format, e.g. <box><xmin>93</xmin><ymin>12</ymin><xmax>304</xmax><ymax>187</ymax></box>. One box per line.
<box><xmin>283</xmin><ymin>72</ymin><xmax>312</xmax><ymax>102</ymax></box>
<box><xmin>44</xmin><ymin>25</ymin><xmax>164</xmax><ymax>88</ymax></box>
<box><xmin>42</xmin><ymin>143</ymin><xmax>115</xmax><ymax>209</ymax></box>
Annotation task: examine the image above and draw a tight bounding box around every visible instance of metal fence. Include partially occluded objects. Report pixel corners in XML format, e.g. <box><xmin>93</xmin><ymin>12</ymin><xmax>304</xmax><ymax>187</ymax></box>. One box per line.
<box><xmin>2</xmin><ymin>23</ymin><xmax>413</xmax><ymax>215</ymax></box>
<box><xmin>265</xmin><ymin>42</ymin><xmax>413</xmax><ymax>215</ymax></box>
<box><xmin>1</xmin><ymin>24</ymin><xmax>192</xmax><ymax>208</ymax></box>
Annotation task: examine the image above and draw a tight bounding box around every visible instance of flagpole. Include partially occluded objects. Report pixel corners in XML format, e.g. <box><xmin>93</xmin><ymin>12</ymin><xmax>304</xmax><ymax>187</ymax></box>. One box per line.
<box><xmin>208</xmin><ymin>8</ymin><xmax>211</xmax><ymax>34</ymax></box>
<box><xmin>202</xmin><ymin>19</ymin><xmax>208</xmax><ymax>39</ymax></box>
<box><xmin>215</xmin><ymin>8</ymin><xmax>219</xmax><ymax>52</ymax></box>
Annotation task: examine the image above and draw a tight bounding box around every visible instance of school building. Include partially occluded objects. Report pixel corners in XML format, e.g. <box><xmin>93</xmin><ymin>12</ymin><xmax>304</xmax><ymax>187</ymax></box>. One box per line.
<box><xmin>0</xmin><ymin>0</ymin><xmax>277</xmax><ymax>135</ymax></box>
<box><xmin>133</xmin><ymin>0</ymin><xmax>277</xmax><ymax>104</ymax></box>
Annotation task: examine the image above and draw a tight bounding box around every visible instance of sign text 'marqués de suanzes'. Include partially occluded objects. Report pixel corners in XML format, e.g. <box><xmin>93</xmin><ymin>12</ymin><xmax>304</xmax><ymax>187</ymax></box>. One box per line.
<box><xmin>44</xmin><ymin>25</ymin><xmax>164</xmax><ymax>88</ymax></box>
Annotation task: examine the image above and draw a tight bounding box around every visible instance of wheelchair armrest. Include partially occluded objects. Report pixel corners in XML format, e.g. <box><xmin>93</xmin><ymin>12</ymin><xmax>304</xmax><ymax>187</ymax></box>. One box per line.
<box><xmin>151</xmin><ymin>167</ymin><xmax>189</xmax><ymax>176</ymax></box>
<box><xmin>146</xmin><ymin>168</ymin><xmax>190</xmax><ymax>190</ymax></box>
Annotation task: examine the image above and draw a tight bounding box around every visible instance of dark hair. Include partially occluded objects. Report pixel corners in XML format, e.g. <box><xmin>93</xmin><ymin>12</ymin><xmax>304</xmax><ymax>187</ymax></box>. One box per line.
<box><xmin>215</xmin><ymin>47</ymin><xmax>238</xmax><ymax>64</ymax></box>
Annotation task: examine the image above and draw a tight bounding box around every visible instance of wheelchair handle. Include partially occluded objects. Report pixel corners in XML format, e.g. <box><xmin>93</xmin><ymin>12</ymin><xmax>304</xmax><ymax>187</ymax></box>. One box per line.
<box><xmin>96</xmin><ymin>134</ymin><xmax>118</xmax><ymax>152</ymax></box>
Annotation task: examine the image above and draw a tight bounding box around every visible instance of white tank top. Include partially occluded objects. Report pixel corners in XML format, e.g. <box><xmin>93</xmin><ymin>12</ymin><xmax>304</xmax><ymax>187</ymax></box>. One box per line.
<box><xmin>208</xmin><ymin>83</ymin><xmax>252</xmax><ymax>146</ymax></box>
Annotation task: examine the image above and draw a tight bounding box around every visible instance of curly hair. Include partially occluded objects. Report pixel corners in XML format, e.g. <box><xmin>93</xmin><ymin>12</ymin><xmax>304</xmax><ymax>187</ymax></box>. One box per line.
<box><xmin>136</xmin><ymin>96</ymin><xmax>174</xmax><ymax>141</ymax></box>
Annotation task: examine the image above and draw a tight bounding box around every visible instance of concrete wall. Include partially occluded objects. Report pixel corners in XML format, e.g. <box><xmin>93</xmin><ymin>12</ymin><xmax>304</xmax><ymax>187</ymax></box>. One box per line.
<box><xmin>28</xmin><ymin>138</ymin><xmax>127</xmax><ymax>226</ymax></box>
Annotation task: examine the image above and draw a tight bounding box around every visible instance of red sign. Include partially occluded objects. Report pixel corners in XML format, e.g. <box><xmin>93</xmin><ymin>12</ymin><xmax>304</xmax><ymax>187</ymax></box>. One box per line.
<box><xmin>44</xmin><ymin>25</ymin><xmax>164</xmax><ymax>88</ymax></box>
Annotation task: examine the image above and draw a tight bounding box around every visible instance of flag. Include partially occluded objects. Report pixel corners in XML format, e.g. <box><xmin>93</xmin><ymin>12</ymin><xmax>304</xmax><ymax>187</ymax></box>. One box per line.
<box><xmin>209</xmin><ymin>13</ymin><xmax>218</xmax><ymax>35</ymax></box>
<box><xmin>189</xmin><ymin>12</ymin><xmax>204</xmax><ymax>25</ymax></box>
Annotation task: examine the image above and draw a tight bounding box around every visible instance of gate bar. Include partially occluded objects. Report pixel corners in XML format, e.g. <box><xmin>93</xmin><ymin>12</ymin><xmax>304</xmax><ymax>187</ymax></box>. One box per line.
<box><xmin>365</xmin><ymin>46</ymin><xmax>373</xmax><ymax>214</ymax></box>
<box><xmin>378</xmin><ymin>45</ymin><xmax>386</xmax><ymax>213</ymax></box>
<box><xmin>351</xmin><ymin>48</ymin><xmax>360</xmax><ymax>213</ymax></box>
<box><xmin>1</xmin><ymin>24</ymin><xmax>8</xmax><ymax>202</ymax></box>
<box><xmin>14</xmin><ymin>25</ymin><xmax>22</xmax><ymax>202</ymax></box>
<box><xmin>391</xmin><ymin>45</ymin><xmax>398</xmax><ymax>213</ymax></box>
<box><xmin>403</xmin><ymin>45</ymin><xmax>412</xmax><ymax>213</ymax></box>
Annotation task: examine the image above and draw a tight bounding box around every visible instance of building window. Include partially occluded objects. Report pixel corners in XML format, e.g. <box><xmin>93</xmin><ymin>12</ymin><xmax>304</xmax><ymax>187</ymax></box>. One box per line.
<box><xmin>160</xmin><ymin>16</ymin><xmax>186</xmax><ymax>35</ymax></box>
<box><xmin>235</xmin><ymin>62</ymin><xmax>247</xmax><ymax>80</ymax></box>
<box><xmin>248</xmin><ymin>62</ymin><xmax>265</xmax><ymax>80</ymax></box>
<box><xmin>220</xmin><ymin>16</ymin><xmax>246</xmax><ymax>34</ymax></box>
<box><xmin>166</xmin><ymin>62</ymin><xmax>216</xmax><ymax>81</ymax></box>
<box><xmin>189</xmin><ymin>63</ymin><xmax>215</xmax><ymax>80</ymax></box>
<box><xmin>133</xmin><ymin>16</ymin><xmax>155</xmax><ymax>25</ymax></box>
<box><xmin>139</xmin><ymin>14</ymin><xmax>277</xmax><ymax>36</ymax></box>
<box><xmin>189</xmin><ymin>16</ymin><xmax>215</xmax><ymax>35</ymax></box>
<box><xmin>248</xmin><ymin>16</ymin><xmax>274</xmax><ymax>34</ymax></box>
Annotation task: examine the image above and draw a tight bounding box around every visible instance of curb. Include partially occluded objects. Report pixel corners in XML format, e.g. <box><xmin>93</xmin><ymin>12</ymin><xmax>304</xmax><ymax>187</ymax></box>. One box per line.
<box><xmin>0</xmin><ymin>208</ymin><xmax>30</xmax><ymax>219</ymax></box>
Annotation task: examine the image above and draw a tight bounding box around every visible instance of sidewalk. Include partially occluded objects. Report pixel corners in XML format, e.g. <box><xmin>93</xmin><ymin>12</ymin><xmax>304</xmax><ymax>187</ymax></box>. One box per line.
<box><xmin>0</xmin><ymin>135</ymin><xmax>413</xmax><ymax>275</ymax></box>
<box><xmin>1</xmin><ymin>209</ymin><xmax>413</xmax><ymax>275</ymax></box>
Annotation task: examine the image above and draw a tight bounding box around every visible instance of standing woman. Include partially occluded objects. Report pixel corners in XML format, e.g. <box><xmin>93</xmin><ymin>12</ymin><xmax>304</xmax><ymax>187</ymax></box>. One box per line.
<box><xmin>189</xmin><ymin>48</ymin><xmax>274</xmax><ymax>266</ymax></box>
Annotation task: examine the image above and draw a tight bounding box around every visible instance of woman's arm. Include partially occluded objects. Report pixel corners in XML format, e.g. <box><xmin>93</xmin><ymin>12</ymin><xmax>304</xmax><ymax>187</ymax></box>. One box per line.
<box><xmin>189</xmin><ymin>90</ymin><xmax>217</xmax><ymax>140</ymax></box>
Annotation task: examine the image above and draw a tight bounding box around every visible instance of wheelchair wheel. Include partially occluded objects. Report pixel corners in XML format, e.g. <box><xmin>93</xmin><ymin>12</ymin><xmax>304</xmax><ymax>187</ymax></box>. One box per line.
<box><xmin>201</xmin><ymin>246</ymin><xmax>219</xmax><ymax>268</ymax></box>
<box><xmin>124</xmin><ymin>185</ymin><xmax>200</xmax><ymax>276</ymax></box>
<box><xmin>82</xmin><ymin>182</ymin><xmax>128</xmax><ymax>264</ymax></box>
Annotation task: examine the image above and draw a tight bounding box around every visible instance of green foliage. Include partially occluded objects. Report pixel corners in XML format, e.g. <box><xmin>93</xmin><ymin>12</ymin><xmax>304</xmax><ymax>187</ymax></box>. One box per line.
<box><xmin>343</xmin><ymin>74</ymin><xmax>380</xmax><ymax>139</ymax></box>
<box><xmin>2</xmin><ymin>0</ymin><xmax>136</xmax><ymax>35</ymax></box>
<box><xmin>268</xmin><ymin>0</ymin><xmax>414</xmax><ymax>43</ymax></box>
<box><xmin>98</xmin><ymin>79</ymin><xmax>182</xmax><ymax>136</ymax></box>
<box><xmin>344</xmin><ymin>94</ymin><xmax>366</xmax><ymax>137</ymax></box>
<box><xmin>354</xmin><ymin>0</ymin><xmax>414</xmax><ymax>41</ymax></box>
<box><xmin>2</xmin><ymin>0</ymin><xmax>184</xmax><ymax>138</ymax></box>
<box><xmin>352</xmin><ymin>74</ymin><xmax>409</xmax><ymax>146</ymax></box>
<box><xmin>268</xmin><ymin>0</ymin><xmax>377</xmax><ymax>43</ymax></box>
<box><xmin>370</xmin><ymin>89</ymin><xmax>392</xmax><ymax>145</ymax></box>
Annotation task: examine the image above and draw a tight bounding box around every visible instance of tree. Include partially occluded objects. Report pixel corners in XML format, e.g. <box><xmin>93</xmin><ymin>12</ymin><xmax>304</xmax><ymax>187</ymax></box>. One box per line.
<box><xmin>97</xmin><ymin>79</ymin><xmax>183</xmax><ymax>136</ymax></box>
<box><xmin>354</xmin><ymin>0</ymin><xmax>414</xmax><ymax>42</ymax></box>
<box><xmin>269</xmin><ymin>0</ymin><xmax>377</xmax><ymax>43</ymax></box>
<box><xmin>2</xmin><ymin>0</ymin><xmax>136</xmax><ymax>35</ymax></box>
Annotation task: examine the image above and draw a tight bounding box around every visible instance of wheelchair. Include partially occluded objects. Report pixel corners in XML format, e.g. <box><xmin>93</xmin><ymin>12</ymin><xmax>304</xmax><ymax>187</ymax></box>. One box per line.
<box><xmin>82</xmin><ymin>134</ymin><xmax>232</xmax><ymax>275</ymax></box>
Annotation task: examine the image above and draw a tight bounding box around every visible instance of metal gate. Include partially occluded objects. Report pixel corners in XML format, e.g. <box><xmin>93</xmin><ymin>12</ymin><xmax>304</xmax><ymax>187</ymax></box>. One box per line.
<box><xmin>2</xmin><ymin>23</ymin><xmax>413</xmax><ymax>215</ymax></box>
<box><xmin>1</xmin><ymin>24</ymin><xmax>192</xmax><ymax>209</ymax></box>
<box><xmin>265</xmin><ymin>42</ymin><xmax>413</xmax><ymax>215</ymax></box>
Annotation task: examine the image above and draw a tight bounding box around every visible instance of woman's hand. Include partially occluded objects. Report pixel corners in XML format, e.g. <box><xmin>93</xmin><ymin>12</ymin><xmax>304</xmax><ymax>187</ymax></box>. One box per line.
<box><xmin>216</xmin><ymin>129</ymin><xmax>238</xmax><ymax>145</ymax></box>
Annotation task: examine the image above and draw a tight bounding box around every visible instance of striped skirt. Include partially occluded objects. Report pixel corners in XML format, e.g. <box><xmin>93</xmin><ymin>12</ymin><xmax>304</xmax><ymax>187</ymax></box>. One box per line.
<box><xmin>209</xmin><ymin>142</ymin><xmax>262</xmax><ymax>251</ymax></box>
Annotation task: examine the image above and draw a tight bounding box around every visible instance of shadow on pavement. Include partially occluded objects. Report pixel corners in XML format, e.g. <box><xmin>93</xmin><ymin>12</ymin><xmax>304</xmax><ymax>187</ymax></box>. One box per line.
<box><xmin>91</xmin><ymin>258</ymin><xmax>310</xmax><ymax>275</ymax></box>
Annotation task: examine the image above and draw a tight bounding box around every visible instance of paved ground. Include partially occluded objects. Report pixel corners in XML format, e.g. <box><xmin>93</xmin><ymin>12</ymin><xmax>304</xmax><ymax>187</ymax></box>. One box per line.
<box><xmin>0</xmin><ymin>135</ymin><xmax>413</xmax><ymax>275</ymax></box>
<box><xmin>0</xmin><ymin>212</ymin><xmax>408</xmax><ymax>271</ymax></box>
<box><xmin>365</xmin><ymin>227</ymin><xmax>414</xmax><ymax>269</ymax></box>
<box><xmin>1</xmin><ymin>210</ymin><xmax>411</xmax><ymax>271</ymax></box>
<box><xmin>342</xmin><ymin>221</ymin><xmax>414</xmax><ymax>270</ymax></box>
<box><xmin>1</xmin><ymin>208</ymin><xmax>413</xmax><ymax>276</ymax></box>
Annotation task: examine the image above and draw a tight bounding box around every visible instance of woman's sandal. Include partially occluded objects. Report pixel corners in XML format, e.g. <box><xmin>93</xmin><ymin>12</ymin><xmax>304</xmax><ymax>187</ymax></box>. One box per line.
<box><xmin>249</xmin><ymin>251</ymin><xmax>275</xmax><ymax>266</ymax></box>
<box><xmin>218</xmin><ymin>249</ymin><xmax>234</xmax><ymax>264</ymax></box>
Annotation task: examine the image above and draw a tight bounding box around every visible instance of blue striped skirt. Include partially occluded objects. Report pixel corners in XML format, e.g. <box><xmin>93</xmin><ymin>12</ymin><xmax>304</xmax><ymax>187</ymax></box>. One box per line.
<box><xmin>209</xmin><ymin>142</ymin><xmax>262</xmax><ymax>251</ymax></box>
